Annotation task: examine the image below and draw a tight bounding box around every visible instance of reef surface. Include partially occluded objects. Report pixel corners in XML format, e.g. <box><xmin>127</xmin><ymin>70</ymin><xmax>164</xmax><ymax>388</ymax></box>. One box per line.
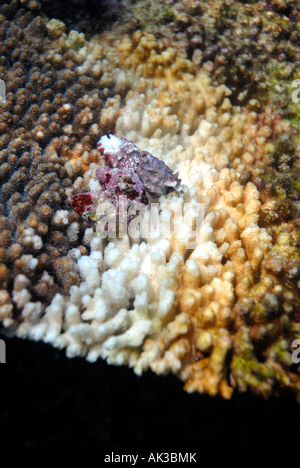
<box><xmin>0</xmin><ymin>0</ymin><xmax>299</xmax><ymax>400</ymax></box>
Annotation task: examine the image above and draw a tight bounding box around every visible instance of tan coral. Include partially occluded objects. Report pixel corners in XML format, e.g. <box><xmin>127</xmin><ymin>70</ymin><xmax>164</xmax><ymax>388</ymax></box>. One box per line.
<box><xmin>181</xmin><ymin>331</ymin><xmax>233</xmax><ymax>399</ymax></box>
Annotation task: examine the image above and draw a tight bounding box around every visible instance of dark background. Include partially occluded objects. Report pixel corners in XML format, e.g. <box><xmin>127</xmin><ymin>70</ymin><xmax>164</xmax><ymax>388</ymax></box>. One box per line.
<box><xmin>1</xmin><ymin>334</ymin><xmax>299</xmax><ymax>448</ymax></box>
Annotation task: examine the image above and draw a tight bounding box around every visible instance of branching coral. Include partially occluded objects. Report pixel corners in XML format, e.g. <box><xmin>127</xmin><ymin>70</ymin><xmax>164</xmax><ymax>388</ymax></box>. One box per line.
<box><xmin>0</xmin><ymin>1</ymin><xmax>299</xmax><ymax>400</ymax></box>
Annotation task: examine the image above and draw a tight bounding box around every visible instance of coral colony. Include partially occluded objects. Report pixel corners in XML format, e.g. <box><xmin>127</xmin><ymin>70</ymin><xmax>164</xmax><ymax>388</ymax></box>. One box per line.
<box><xmin>70</xmin><ymin>135</ymin><xmax>182</xmax><ymax>234</ymax></box>
<box><xmin>0</xmin><ymin>2</ymin><xmax>299</xmax><ymax>400</ymax></box>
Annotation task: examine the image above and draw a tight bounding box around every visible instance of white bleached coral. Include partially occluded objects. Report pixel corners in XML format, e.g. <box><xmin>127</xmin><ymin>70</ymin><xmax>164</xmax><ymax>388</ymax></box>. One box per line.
<box><xmin>2</xmin><ymin>31</ymin><xmax>273</xmax><ymax>398</ymax></box>
<box><xmin>14</xmin><ymin>229</ymin><xmax>184</xmax><ymax>367</ymax></box>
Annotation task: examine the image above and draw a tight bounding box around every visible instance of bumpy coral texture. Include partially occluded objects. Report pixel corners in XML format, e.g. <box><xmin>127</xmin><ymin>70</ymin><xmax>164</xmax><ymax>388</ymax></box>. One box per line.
<box><xmin>0</xmin><ymin>2</ymin><xmax>299</xmax><ymax>399</ymax></box>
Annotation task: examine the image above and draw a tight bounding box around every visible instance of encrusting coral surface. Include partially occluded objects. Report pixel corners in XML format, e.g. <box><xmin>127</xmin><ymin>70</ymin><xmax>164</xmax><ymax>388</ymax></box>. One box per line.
<box><xmin>0</xmin><ymin>0</ymin><xmax>299</xmax><ymax>400</ymax></box>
